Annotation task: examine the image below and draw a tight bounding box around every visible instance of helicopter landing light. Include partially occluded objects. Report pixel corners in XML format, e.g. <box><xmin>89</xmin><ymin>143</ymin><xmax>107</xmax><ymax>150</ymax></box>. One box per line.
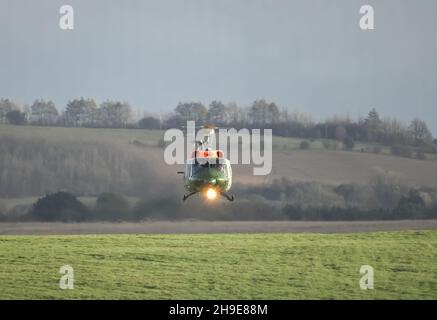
<box><xmin>206</xmin><ymin>188</ymin><xmax>218</xmax><ymax>200</ymax></box>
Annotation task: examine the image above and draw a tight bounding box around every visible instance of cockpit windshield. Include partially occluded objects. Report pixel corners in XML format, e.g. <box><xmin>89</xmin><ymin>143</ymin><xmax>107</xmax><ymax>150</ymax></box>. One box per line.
<box><xmin>189</xmin><ymin>161</ymin><xmax>228</xmax><ymax>178</ymax></box>
<box><xmin>192</xmin><ymin>163</ymin><xmax>225</xmax><ymax>174</ymax></box>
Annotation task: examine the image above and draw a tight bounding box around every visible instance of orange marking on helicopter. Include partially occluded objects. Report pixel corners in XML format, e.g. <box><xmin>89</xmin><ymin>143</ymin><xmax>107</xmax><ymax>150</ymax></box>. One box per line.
<box><xmin>191</xmin><ymin>150</ymin><xmax>224</xmax><ymax>158</ymax></box>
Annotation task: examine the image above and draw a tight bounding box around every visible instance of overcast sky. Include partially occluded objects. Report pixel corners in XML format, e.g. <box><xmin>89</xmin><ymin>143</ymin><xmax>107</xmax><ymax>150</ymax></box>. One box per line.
<box><xmin>1</xmin><ymin>0</ymin><xmax>436</xmax><ymax>132</ymax></box>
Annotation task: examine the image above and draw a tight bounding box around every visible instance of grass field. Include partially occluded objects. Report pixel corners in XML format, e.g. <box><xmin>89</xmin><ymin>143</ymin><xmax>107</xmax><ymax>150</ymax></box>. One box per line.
<box><xmin>0</xmin><ymin>230</ymin><xmax>436</xmax><ymax>299</ymax></box>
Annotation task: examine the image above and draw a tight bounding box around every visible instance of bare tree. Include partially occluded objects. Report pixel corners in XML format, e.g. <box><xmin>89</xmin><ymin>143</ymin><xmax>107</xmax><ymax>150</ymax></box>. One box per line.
<box><xmin>100</xmin><ymin>101</ymin><xmax>132</xmax><ymax>127</ymax></box>
<box><xmin>30</xmin><ymin>99</ymin><xmax>58</xmax><ymax>125</ymax></box>
<box><xmin>409</xmin><ymin>118</ymin><xmax>433</xmax><ymax>145</ymax></box>
<box><xmin>0</xmin><ymin>99</ymin><xmax>19</xmax><ymax>123</ymax></box>
<box><xmin>207</xmin><ymin>101</ymin><xmax>227</xmax><ymax>124</ymax></box>
<box><xmin>174</xmin><ymin>102</ymin><xmax>207</xmax><ymax>124</ymax></box>
<box><xmin>65</xmin><ymin>98</ymin><xmax>98</xmax><ymax>126</ymax></box>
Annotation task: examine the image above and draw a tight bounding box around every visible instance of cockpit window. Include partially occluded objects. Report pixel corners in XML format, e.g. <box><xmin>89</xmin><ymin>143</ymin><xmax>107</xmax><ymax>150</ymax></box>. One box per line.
<box><xmin>190</xmin><ymin>161</ymin><xmax>228</xmax><ymax>178</ymax></box>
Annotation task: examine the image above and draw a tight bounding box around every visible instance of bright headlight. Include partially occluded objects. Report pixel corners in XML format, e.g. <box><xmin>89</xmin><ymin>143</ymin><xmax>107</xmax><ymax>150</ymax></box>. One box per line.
<box><xmin>206</xmin><ymin>188</ymin><xmax>217</xmax><ymax>200</ymax></box>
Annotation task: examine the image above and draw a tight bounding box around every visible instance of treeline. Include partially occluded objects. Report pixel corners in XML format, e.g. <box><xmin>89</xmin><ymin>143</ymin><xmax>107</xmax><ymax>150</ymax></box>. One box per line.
<box><xmin>1</xmin><ymin>98</ymin><xmax>436</xmax><ymax>152</ymax></box>
<box><xmin>2</xmin><ymin>170</ymin><xmax>436</xmax><ymax>222</ymax></box>
<box><xmin>0</xmin><ymin>98</ymin><xmax>131</xmax><ymax>128</ymax></box>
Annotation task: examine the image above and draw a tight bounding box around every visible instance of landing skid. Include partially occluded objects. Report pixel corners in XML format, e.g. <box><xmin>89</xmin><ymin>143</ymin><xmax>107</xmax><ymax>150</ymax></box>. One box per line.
<box><xmin>182</xmin><ymin>192</ymin><xmax>235</xmax><ymax>202</ymax></box>
<box><xmin>221</xmin><ymin>193</ymin><xmax>235</xmax><ymax>202</ymax></box>
<box><xmin>182</xmin><ymin>191</ymin><xmax>198</xmax><ymax>201</ymax></box>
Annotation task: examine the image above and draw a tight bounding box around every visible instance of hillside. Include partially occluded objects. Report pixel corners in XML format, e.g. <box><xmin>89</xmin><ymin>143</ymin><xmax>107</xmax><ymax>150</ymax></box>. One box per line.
<box><xmin>2</xmin><ymin>124</ymin><xmax>437</xmax><ymax>222</ymax></box>
<box><xmin>1</xmin><ymin>124</ymin><xmax>437</xmax><ymax>192</ymax></box>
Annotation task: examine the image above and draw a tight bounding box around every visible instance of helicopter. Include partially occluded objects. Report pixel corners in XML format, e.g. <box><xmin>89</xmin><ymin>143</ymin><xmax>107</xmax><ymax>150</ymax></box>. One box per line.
<box><xmin>177</xmin><ymin>125</ymin><xmax>234</xmax><ymax>202</ymax></box>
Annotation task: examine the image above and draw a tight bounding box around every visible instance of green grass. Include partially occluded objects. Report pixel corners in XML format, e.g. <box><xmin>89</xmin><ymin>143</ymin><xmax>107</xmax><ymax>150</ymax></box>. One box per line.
<box><xmin>0</xmin><ymin>231</ymin><xmax>436</xmax><ymax>299</ymax></box>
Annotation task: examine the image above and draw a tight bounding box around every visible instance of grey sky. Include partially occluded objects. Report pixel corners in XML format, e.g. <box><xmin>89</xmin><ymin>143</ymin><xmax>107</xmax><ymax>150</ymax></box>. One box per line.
<box><xmin>1</xmin><ymin>0</ymin><xmax>436</xmax><ymax>132</ymax></box>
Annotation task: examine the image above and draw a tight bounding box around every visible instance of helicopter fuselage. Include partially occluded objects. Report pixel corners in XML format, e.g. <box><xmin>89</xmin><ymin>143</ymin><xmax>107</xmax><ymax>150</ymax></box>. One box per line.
<box><xmin>179</xmin><ymin>125</ymin><xmax>234</xmax><ymax>201</ymax></box>
<box><xmin>184</xmin><ymin>158</ymin><xmax>232</xmax><ymax>194</ymax></box>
